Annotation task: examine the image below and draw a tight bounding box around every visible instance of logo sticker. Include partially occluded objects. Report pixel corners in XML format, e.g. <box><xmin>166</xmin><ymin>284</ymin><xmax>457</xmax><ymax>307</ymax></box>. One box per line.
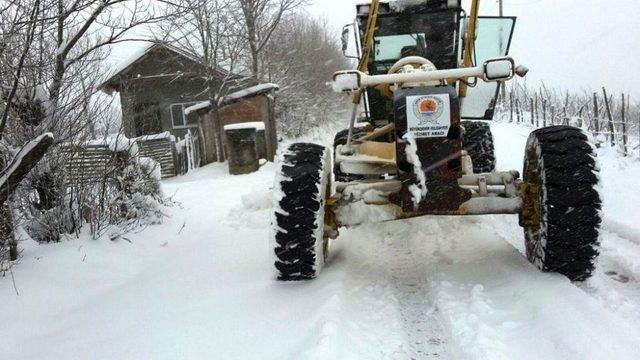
<box><xmin>405</xmin><ymin>94</ymin><xmax>451</xmax><ymax>138</ymax></box>
<box><xmin>413</xmin><ymin>96</ymin><xmax>445</xmax><ymax>125</ymax></box>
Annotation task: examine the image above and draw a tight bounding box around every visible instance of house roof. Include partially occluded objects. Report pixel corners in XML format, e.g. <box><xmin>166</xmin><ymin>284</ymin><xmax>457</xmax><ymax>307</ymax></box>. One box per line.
<box><xmin>98</xmin><ymin>42</ymin><xmax>229</xmax><ymax>95</ymax></box>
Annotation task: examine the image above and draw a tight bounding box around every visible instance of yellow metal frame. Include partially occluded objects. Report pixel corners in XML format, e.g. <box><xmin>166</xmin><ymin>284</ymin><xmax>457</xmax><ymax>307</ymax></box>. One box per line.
<box><xmin>459</xmin><ymin>0</ymin><xmax>481</xmax><ymax>98</ymax></box>
<box><xmin>351</xmin><ymin>0</ymin><xmax>380</xmax><ymax>105</ymax></box>
<box><xmin>353</xmin><ymin>0</ymin><xmax>481</xmax><ymax>101</ymax></box>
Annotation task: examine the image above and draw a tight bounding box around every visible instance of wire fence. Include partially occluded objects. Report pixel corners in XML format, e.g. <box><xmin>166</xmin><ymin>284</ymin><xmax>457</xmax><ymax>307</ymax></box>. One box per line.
<box><xmin>498</xmin><ymin>81</ymin><xmax>640</xmax><ymax>156</ymax></box>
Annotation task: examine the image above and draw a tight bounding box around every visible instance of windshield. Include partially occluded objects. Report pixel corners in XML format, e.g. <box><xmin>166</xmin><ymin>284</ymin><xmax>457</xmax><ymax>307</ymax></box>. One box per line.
<box><xmin>364</xmin><ymin>10</ymin><xmax>460</xmax><ymax>75</ymax></box>
<box><xmin>461</xmin><ymin>17</ymin><xmax>516</xmax><ymax>119</ymax></box>
<box><xmin>374</xmin><ymin>33</ymin><xmax>427</xmax><ymax>61</ymax></box>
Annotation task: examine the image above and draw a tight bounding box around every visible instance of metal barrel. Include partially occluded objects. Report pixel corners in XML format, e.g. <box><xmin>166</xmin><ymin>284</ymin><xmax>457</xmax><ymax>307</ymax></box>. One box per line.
<box><xmin>224</xmin><ymin>126</ymin><xmax>259</xmax><ymax>175</ymax></box>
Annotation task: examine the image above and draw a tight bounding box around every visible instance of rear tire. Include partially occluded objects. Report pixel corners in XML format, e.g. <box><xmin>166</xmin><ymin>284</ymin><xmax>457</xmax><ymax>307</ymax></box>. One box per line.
<box><xmin>521</xmin><ymin>126</ymin><xmax>602</xmax><ymax>281</ymax></box>
<box><xmin>333</xmin><ymin>128</ymin><xmax>366</xmax><ymax>182</ymax></box>
<box><xmin>272</xmin><ymin>143</ymin><xmax>331</xmax><ymax>281</ymax></box>
<box><xmin>461</xmin><ymin>121</ymin><xmax>496</xmax><ymax>173</ymax></box>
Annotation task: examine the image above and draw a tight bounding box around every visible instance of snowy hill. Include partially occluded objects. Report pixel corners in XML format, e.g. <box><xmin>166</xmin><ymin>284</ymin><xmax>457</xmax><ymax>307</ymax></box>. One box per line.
<box><xmin>2</xmin><ymin>121</ymin><xmax>640</xmax><ymax>359</ymax></box>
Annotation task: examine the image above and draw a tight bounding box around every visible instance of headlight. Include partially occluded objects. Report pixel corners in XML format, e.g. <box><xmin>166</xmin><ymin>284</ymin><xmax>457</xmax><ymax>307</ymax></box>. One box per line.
<box><xmin>332</xmin><ymin>71</ymin><xmax>362</xmax><ymax>93</ymax></box>
<box><xmin>483</xmin><ymin>57</ymin><xmax>515</xmax><ymax>82</ymax></box>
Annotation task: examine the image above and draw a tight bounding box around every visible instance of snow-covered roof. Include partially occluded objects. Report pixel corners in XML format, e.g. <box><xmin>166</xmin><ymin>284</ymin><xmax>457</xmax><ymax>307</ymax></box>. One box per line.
<box><xmin>184</xmin><ymin>101</ymin><xmax>212</xmax><ymax>115</ymax></box>
<box><xmin>224</xmin><ymin>122</ymin><xmax>266</xmax><ymax>131</ymax></box>
<box><xmin>99</xmin><ymin>42</ymin><xmax>226</xmax><ymax>94</ymax></box>
<box><xmin>184</xmin><ymin>83</ymin><xmax>279</xmax><ymax>115</ymax></box>
<box><xmin>134</xmin><ymin>131</ymin><xmax>176</xmax><ymax>142</ymax></box>
<box><xmin>107</xmin><ymin>42</ymin><xmax>156</xmax><ymax>79</ymax></box>
<box><xmin>85</xmin><ymin>134</ymin><xmax>139</xmax><ymax>156</ymax></box>
<box><xmin>222</xmin><ymin>83</ymin><xmax>279</xmax><ymax>104</ymax></box>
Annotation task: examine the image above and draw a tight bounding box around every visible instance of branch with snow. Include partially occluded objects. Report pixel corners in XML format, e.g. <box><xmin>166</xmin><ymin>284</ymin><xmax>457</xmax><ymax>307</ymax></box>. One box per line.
<box><xmin>0</xmin><ymin>133</ymin><xmax>54</xmax><ymax>207</ymax></box>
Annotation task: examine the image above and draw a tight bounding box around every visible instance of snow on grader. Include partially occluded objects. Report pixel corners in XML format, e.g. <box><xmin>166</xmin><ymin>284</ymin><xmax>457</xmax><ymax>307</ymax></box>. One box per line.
<box><xmin>271</xmin><ymin>0</ymin><xmax>602</xmax><ymax>282</ymax></box>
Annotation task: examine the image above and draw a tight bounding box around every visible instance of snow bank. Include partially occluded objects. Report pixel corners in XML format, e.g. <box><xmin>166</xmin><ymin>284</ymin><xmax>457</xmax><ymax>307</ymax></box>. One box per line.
<box><xmin>241</xmin><ymin>189</ymin><xmax>272</xmax><ymax>211</ymax></box>
<box><xmin>3</xmin><ymin>121</ymin><xmax>640</xmax><ymax>360</ymax></box>
<box><xmin>335</xmin><ymin>201</ymin><xmax>396</xmax><ymax>226</ymax></box>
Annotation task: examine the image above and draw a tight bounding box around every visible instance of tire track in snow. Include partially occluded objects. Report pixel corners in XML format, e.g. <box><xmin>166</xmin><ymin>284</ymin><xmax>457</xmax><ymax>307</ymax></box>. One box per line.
<box><xmin>377</xmin><ymin>223</ymin><xmax>450</xmax><ymax>359</ymax></box>
<box><xmin>580</xmin><ymin>227</ymin><xmax>640</xmax><ymax>325</ymax></box>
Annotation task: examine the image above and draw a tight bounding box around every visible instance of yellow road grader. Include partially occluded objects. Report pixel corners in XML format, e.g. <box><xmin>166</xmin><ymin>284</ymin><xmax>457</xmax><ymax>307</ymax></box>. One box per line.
<box><xmin>272</xmin><ymin>0</ymin><xmax>601</xmax><ymax>282</ymax></box>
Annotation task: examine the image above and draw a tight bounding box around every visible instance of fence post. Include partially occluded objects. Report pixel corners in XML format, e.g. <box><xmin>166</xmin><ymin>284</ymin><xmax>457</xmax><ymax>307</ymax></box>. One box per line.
<box><xmin>509</xmin><ymin>92</ymin><xmax>514</xmax><ymax>123</ymax></box>
<box><xmin>530</xmin><ymin>98</ymin><xmax>534</xmax><ymax>126</ymax></box>
<box><xmin>622</xmin><ymin>93</ymin><xmax>628</xmax><ymax>156</ymax></box>
<box><xmin>551</xmin><ymin>106</ymin><xmax>555</xmax><ymax>125</ymax></box>
<box><xmin>516</xmin><ymin>98</ymin><xmax>521</xmax><ymax>123</ymax></box>
<box><xmin>533</xmin><ymin>93</ymin><xmax>540</xmax><ymax>128</ymax></box>
<box><xmin>593</xmin><ymin>93</ymin><xmax>600</xmax><ymax>135</ymax></box>
<box><xmin>542</xmin><ymin>99</ymin><xmax>547</xmax><ymax>127</ymax></box>
<box><xmin>602</xmin><ymin>87</ymin><xmax>615</xmax><ymax>147</ymax></box>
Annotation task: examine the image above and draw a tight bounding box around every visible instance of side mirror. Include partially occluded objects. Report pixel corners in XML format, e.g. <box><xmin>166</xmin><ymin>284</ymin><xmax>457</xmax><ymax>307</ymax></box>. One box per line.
<box><xmin>332</xmin><ymin>71</ymin><xmax>362</xmax><ymax>93</ymax></box>
<box><xmin>483</xmin><ymin>57</ymin><xmax>515</xmax><ymax>82</ymax></box>
<box><xmin>341</xmin><ymin>24</ymin><xmax>360</xmax><ymax>59</ymax></box>
<box><xmin>341</xmin><ymin>25</ymin><xmax>350</xmax><ymax>53</ymax></box>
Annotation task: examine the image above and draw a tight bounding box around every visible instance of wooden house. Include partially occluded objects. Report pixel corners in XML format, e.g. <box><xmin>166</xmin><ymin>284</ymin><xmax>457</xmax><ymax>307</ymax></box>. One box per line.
<box><xmin>99</xmin><ymin>42</ymin><xmax>278</xmax><ymax>166</ymax></box>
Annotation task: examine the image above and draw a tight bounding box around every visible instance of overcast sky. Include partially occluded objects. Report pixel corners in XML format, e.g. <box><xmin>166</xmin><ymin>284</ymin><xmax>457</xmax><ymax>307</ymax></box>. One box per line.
<box><xmin>109</xmin><ymin>0</ymin><xmax>640</xmax><ymax>99</ymax></box>
<box><xmin>307</xmin><ymin>0</ymin><xmax>640</xmax><ymax>98</ymax></box>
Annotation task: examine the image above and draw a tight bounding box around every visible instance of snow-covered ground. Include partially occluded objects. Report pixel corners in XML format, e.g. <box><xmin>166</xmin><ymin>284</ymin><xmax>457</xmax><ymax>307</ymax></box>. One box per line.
<box><xmin>2</xmin><ymin>122</ymin><xmax>640</xmax><ymax>359</ymax></box>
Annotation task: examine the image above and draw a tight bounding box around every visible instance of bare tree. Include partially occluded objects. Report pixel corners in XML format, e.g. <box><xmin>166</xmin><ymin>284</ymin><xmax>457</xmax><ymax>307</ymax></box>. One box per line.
<box><xmin>262</xmin><ymin>13</ymin><xmax>351</xmax><ymax>137</ymax></box>
<box><xmin>0</xmin><ymin>0</ymin><xmax>170</xmax><ymax>256</ymax></box>
<box><xmin>161</xmin><ymin>0</ymin><xmax>248</xmax><ymax>163</ymax></box>
<box><xmin>236</xmin><ymin>0</ymin><xmax>308</xmax><ymax>79</ymax></box>
<box><xmin>48</xmin><ymin>0</ymin><xmax>165</xmax><ymax>104</ymax></box>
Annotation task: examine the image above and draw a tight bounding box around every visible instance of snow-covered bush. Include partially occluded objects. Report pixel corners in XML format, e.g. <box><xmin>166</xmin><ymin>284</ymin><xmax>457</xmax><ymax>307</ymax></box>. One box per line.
<box><xmin>110</xmin><ymin>156</ymin><xmax>165</xmax><ymax>227</ymax></box>
<box><xmin>0</xmin><ymin>205</ymin><xmax>16</xmax><ymax>270</ymax></box>
<box><xmin>11</xmin><ymin>142</ymin><xmax>168</xmax><ymax>243</ymax></box>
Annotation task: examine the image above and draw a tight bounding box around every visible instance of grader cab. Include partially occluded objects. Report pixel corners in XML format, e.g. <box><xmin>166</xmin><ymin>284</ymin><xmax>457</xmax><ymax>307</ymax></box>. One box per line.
<box><xmin>272</xmin><ymin>0</ymin><xmax>602</xmax><ymax>282</ymax></box>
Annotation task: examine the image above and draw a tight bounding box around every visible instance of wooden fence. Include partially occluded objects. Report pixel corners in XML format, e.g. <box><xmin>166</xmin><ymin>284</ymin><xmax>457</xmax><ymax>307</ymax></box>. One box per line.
<box><xmin>62</xmin><ymin>144</ymin><xmax>125</xmax><ymax>184</ymax></box>
<box><xmin>136</xmin><ymin>136</ymin><xmax>177</xmax><ymax>179</ymax></box>
<box><xmin>63</xmin><ymin>130</ymin><xmax>205</xmax><ymax>182</ymax></box>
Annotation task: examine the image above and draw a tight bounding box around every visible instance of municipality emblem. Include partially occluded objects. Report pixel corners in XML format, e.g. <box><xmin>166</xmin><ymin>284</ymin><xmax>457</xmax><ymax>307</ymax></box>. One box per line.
<box><xmin>413</xmin><ymin>96</ymin><xmax>445</xmax><ymax>124</ymax></box>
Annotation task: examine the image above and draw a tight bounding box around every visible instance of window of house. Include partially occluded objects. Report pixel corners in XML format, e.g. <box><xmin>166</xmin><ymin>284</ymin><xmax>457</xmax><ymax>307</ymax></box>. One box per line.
<box><xmin>171</xmin><ymin>102</ymin><xmax>200</xmax><ymax>128</ymax></box>
<box><xmin>134</xmin><ymin>102</ymin><xmax>163</xmax><ymax>136</ymax></box>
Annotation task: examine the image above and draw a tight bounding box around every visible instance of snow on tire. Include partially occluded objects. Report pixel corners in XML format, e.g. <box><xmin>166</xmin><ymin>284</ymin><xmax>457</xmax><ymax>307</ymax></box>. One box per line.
<box><xmin>272</xmin><ymin>143</ymin><xmax>331</xmax><ymax>281</ymax></box>
<box><xmin>461</xmin><ymin>121</ymin><xmax>496</xmax><ymax>173</ymax></box>
<box><xmin>522</xmin><ymin>126</ymin><xmax>602</xmax><ymax>281</ymax></box>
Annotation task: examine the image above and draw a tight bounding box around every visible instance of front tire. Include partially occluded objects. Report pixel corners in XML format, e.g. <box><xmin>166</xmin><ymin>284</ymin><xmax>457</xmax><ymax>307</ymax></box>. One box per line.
<box><xmin>521</xmin><ymin>126</ymin><xmax>602</xmax><ymax>281</ymax></box>
<box><xmin>272</xmin><ymin>143</ymin><xmax>331</xmax><ymax>281</ymax></box>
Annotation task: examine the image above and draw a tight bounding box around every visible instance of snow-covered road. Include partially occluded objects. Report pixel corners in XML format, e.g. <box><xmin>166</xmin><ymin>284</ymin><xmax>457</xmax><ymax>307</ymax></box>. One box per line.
<box><xmin>2</xmin><ymin>122</ymin><xmax>640</xmax><ymax>359</ymax></box>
